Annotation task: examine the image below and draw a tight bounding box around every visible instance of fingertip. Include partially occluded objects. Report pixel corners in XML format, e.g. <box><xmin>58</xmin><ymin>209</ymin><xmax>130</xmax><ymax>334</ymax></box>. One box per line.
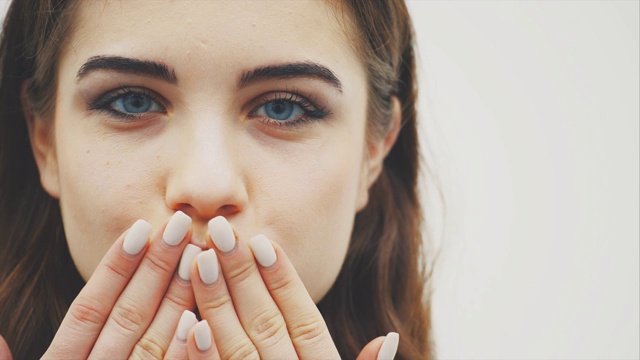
<box><xmin>123</xmin><ymin>219</ymin><xmax>152</xmax><ymax>255</ymax></box>
<box><xmin>208</xmin><ymin>216</ymin><xmax>236</xmax><ymax>253</ymax></box>
<box><xmin>178</xmin><ymin>244</ymin><xmax>202</xmax><ymax>281</ymax></box>
<box><xmin>176</xmin><ymin>310</ymin><xmax>198</xmax><ymax>341</ymax></box>
<box><xmin>0</xmin><ymin>334</ymin><xmax>13</xmax><ymax>360</ymax></box>
<box><xmin>356</xmin><ymin>332</ymin><xmax>399</xmax><ymax>360</ymax></box>
<box><xmin>193</xmin><ymin>320</ymin><xmax>212</xmax><ymax>351</ymax></box>
<box><xmin>195</xmin><ymin>249</ymin><xmax>220</xmax><ymax>285</ymax></box>
<box><xmin>163</xmin><ymin>211</ymin><xmax>192</xmax><ymax>246</ymax></box>
<box><xmin>248</xmin><ymin>234</ymin><xmax>277</xmax><ymax>268</ymax></box>
<box><xmin>187</xmin><ymin>320</ymin><xmax>220</xmax><ymax>359</ymax></box>
<box><xmin>377</xmin><ymin>332</ymin><xmax>399</xmax><ymax>360</ymax></box>
<box><xmin>355</xmin><ymin>336</ymin><xmax>385</xmax><ymax>360</ymax></box>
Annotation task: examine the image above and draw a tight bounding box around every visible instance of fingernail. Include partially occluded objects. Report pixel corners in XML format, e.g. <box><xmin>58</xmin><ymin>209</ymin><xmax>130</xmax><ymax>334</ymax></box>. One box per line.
<box><xmin>178</xmin><ymin>244</ymin><xmax>202</xmax><ymax>281</ymax></box>
<box><xmin>123</xmin><ymin>219</ymin><xmax>152</xmax><ymax>255</ymax></box>
<box><xmin>377</xmin><ymin>332</ymin><xmax>399</xmax><ymax>360</ymax></box>
<box><xmin>249</xmin><ymin>234</ymin><xmax>276</xmax><ymax>267</ymax></box>
<box><xmin>208</xmin><ymin>216</ymin><xmax>235</xmax><ymax>253</ymax></box>
<box><xmin>197</xmin><ymin>249</ymin><xmax>219</xmax><ymax>285</ymax></box>
<box><xmin>163</xmin><ymin>211</ymin><xmax>191</xmax><ymax>246</ymax></box>
<box><xmin>193</xmin><ymin>320</ymin><xmax>212</xmax><ymax>351</ymax></box>
<box><xmin>176</xmin><ymin>310</ymin><xmax>198</xmax><ymax>341</ymax></box>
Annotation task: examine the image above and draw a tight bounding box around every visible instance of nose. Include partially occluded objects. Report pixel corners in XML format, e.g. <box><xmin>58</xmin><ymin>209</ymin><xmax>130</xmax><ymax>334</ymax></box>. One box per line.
<box><xmin>164</xmin><ymin>114</ymin><xmax>248</xmax><ymax>224</ymax></box>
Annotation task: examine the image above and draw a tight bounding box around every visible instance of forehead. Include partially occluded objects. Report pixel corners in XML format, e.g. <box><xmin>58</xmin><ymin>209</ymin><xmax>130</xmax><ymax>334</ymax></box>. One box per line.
<box><xmin>65</xmin><ymin>1</ymin><xmax>361</xmax><ymax>80</ymax></box>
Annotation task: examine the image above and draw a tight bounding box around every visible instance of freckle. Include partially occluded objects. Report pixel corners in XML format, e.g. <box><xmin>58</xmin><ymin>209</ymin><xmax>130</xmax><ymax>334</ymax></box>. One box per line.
<box><xmin>105</xmin><ymin>161</ymin><xmax>110</xmax><ymax>166</ymax></box>
<box><xmin>86</xmin><ymin>150</ymin><xmax>90</xmax><ymax>154</ymax></box>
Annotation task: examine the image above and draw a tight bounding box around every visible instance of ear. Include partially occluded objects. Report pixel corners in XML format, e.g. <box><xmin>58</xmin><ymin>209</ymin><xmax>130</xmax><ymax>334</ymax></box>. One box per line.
<box><xmin>356</xmin><ymin>97</ymin><xmax>402</xmax><ymax>212</ymax></box>
<box><xmin>22</xmin><ymin>81</ymin><xmax>61</xmax><ymax>199</ymax></box>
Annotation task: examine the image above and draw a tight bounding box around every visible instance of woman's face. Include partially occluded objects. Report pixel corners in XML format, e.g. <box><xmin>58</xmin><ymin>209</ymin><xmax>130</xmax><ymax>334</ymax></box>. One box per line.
<box><xmin>32</xmin><ymin>0</ymin><xmax>385</xmax><ymax>302</ymax></box>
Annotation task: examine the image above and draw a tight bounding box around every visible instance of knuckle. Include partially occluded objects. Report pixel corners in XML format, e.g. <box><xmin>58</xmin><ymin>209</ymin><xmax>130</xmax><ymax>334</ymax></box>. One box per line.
<box><xmin>267</xmin><ymin>271</ymin><xmax>298</xmax><ymax>295</ymax></box>
<box><xmin>224</xmin><ymin>261</ymin><xmax>255</xmax><ymax>285</ymax></box>
<box><xmin>103</xmin><ymin>259</ymin><xmax>130</xmax><ymax>282</ymax></box>
<box><xmin>289</xmin><ymin>318</ymin><xmax>326</xmax><ymax>345</ymax></box>
<box><xmin>223</xmin><ymin>338</ymin><xmax>259</xmax><ymax>360</ymax></box>
<box><xmin>162</xmin><ymin>287</ymin><xmax>192</xmax><ymax>312</ymax></box>
<box><xmin>68</xmin><ymin>300</ymin><xmax>106</xmax><ymax>328</ymax></box>
<box><xmin>199</xmin><ymin>292</ymin><xmax>233</xmax><ymax>315</ymax></box>
<box><xmin>247</xmin><ymin>309</ymin><xmax>287</xmax><ymax>344</ymax></box>
<box><xmin>131</xmin><ymin>335</ymin><xmax>165</xmax><ymax>360</ymax></box>
<box><xmin>110</xmin><ymin>301</ymin><xmax>146</xmax><ymax>335</ymax></box>
<box><xmin>143</xmin><ymin>251</ymin><xmax>175</xmax><ymax>276</ymax></box>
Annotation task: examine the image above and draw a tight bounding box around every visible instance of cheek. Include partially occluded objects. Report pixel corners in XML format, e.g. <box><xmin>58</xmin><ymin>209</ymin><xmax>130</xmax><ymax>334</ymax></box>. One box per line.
<box><xmin>247</xmin><ymin>133</ymin><xmax>365</xmax><ymax>301</ymax></box>
<box><xmin>54</xmin><ymin>129</ymin><xmax>165</xmax><ymax>280</ymax></box>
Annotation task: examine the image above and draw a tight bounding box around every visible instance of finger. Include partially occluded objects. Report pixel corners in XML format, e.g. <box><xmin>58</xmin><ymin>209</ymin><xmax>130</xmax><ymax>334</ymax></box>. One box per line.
<box><xmin>204</xmin><ymin>217</ymin><xmax>297</xmax><ymax>359</ymax></box>
<box><xmin>186</xmin><ymin>321</ymin><xmax>220</xmax><ymax>360</ymax></box>
<box><xmin>130</xmin><ymin>257</ymin><xmax>198</xmax><ymax>360</ymax></box>
<box><xmin>364</xmin><ymin>332</ymin><xmax>399</xmax><ymax>360</ymax></box>
<box><xmin>43</xmin><ymin>219</ymin><xmax>152</xmax><ymax>360</ymax></box>
<box><xmin>191</xmin><ymin>249</ymin><xmax>259</xmax><ymax>359</ymax></box>
<box><xmin>248</xmin><ymin>235</ymin><xmax>339</xmax><ymax>359</ymax></box>
<box><xmin>163</xmin><ymin>310</ymin><xmax>198</xmax><ymax>360</ymax></box>
<box><xmin>90</xmin><ymin>211</ymin><xmax>192</xmax><ymax>359</ymax></box>
<box><xmin>355</xmin><ymin>336</ymin><xmax>385</xmax><ymax>360</ymax></box>
<box><xmin>0</xmin><ymin>334</ymin><xmax>13</xmax><ymax>360</ymax></box>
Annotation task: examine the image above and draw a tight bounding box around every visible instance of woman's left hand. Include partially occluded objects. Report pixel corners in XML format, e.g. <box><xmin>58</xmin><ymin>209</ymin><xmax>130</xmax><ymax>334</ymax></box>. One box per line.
<box><xmin>166</xmin><ymin>216</ymin><xmax>398</xmax><ymax>359</ymax></box>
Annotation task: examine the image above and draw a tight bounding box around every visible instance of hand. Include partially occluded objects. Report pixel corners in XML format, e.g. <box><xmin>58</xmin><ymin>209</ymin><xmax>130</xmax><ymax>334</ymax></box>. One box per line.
<box><xmin>42</xmin><ymin>211</ymin><xmax>198</xmax><ymax>359</ymax></box>
<box><xmin>171</xmin><ymin>216</ymin><xmax>399</xmax><ymax>359</ymax></box>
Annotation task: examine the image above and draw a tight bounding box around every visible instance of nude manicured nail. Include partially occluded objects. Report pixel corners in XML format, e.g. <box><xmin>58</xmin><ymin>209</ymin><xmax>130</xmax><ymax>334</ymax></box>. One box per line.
<box><xmin>123</xmin><ymin>219</ymin><xmax>152</xmax><ymax>255</ymax></box>
<box><xmin>208</xmin><ymin>216</ymin><xmax>235</xmax><ymax>253</ymax></box>
<box><xmin>163</xmin><ymin>211</ymin><xmax>191</xmax><ymax>246</ymax></box>
<box><xmin>178</xmin><ymin>244</ymin><xmax>202</xmax><ymax>281</ymax></box>
<box><xmin>249</xmin><ymin>234</ymin><xmax>277</xmax><ymax>267</ymax></box>
<box><xmin>377</xmin><ymin>332</ymin><xmax>399</xmax><ymax>360</ymax></box>
<box><xmin>197</xmin><ymin>249</ymin><xmax>219</xmax><ymax>285</ymax></box>
<box><xmin>193</xmin><ymin>320</ymin><xmax>212</xmax><ymax>351</ymax></box>
<box><xmin>176</xmin><ymin>310</ymin><xmax>198</xmax><ymax>341</ymax></box>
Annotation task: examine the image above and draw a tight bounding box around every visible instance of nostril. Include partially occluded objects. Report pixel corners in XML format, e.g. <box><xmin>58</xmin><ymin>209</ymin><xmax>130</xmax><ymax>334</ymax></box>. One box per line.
<box><xmin>171</xmin><ymin>203</ymin><xmax>241</xmax><ymax>223</ymax></box>
<box><xmin>217</xmin><ymin>204</ymin><xmax>241</xmax><ymax>217</ymax></box>
<box><xmin>170</xmin><ymin>203</ymin><xmax>242</xmax><ymax>249</ymax></box>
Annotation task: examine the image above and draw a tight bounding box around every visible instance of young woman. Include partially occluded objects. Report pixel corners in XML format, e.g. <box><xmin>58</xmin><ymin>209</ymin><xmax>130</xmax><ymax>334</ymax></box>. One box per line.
<box><xmin>0</xmin><ymin>0</ymin><xmax>434</xmax><ymax>358</ymax></box>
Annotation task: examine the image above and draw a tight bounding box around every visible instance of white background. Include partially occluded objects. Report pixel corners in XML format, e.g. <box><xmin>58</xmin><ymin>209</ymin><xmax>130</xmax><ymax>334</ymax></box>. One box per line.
<box><xmin>2</xmin><ymin>1</ymin><xmax>639</xmax><ymax>359</ymax></box>
<box><xmin>409</xmin><ymin>1</ymin><xmax>639</xmax><ymax>359</ymax></box>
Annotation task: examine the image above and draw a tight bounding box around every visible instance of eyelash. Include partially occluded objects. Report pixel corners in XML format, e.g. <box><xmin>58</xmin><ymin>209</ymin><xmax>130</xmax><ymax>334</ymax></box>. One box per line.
<box><xmin>88</xmin><ymin>87</ymin><xmax>167</xmax><ymax>120</ymax></box>
<box><xmin>88</xmin><ymin>87</ymin><xmax>329</xmax><ymax>128</ymax></box>
<box><xmin>249</xmin><ymin>90</ymin><xmax>329</xmax><ymax>128</ymax></box>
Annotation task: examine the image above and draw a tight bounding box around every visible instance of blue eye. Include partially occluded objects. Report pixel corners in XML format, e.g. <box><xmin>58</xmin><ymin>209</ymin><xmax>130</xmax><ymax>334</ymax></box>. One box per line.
<box><xmin>255</xmin><ymin>100</ymin><xmax>305</xmax><ymax>121</ymax></box>
<box><xmin>249</xmin><ymin>92</ymin><xmax>330</xmax><ymax>129</ymax></box>
<box><xmin>89</xmin><ymin>87</ymin><xmax>166</xmax><ymax>120</ymax></box>
<box><xmin>111</xmin><ymin>93</ymin><xmax>163</xmax><ymax>114</ymax></box>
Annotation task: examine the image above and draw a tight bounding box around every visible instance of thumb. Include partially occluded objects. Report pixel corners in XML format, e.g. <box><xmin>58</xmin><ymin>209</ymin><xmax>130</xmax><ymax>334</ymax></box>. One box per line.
<box><xmin>0</xmin><ymin>334</ymin><xmax>13</xmax><ymax>360</ymax></box>
<box><xmin>356</xmin><ymin>332</ymin><xmax>399</xmax><ymax>360</ymax></box>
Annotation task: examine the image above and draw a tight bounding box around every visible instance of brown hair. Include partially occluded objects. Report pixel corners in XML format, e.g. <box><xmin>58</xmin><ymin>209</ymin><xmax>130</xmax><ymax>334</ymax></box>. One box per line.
<box><xmin>318</xmin><ymin>1</ymin><xmax>434</xmax><ymax>359</ymax></box>
<box><xmin>0</xmin><ymin>1</ymin><xmax>434</xmax><ymax>359</ymax></box>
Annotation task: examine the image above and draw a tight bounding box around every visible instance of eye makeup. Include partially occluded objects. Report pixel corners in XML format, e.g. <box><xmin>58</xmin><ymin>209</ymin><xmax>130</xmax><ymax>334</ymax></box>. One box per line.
<box><xmin>87</xmin><ymin>86</ymin><xmax>168</xmax><ymax>121</ymax></box>
<box><xmin>84</xmin><ymin>80</ymin><xmax>334</xmax><ymax>132</ymax></box>
<box><xmin>248</xmin><ymin>90</ymin><xmax>330</xmax><ymax>129</ymax></box>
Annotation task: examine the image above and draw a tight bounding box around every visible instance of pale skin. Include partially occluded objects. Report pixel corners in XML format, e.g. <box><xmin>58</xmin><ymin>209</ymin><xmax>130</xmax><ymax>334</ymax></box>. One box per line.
<box><xmin>1</xmin><ymin>1</ymin><xmax>402</xmax><ymax>359</ymax></box>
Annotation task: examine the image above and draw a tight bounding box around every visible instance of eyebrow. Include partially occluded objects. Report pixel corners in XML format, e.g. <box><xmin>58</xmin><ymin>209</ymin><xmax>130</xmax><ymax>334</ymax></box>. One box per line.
<box><xmin>76</xmin><ymin>55</ymin><xmax>178</xmax><ymax>84</ymax></box>
<box><xmin>239</xmin><ymin>62</ymin><xmax>342</xmax><ymax>92</ymax></box>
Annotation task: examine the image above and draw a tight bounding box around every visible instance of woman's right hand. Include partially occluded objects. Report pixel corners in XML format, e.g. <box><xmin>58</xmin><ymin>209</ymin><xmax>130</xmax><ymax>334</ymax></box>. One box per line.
<box><xmin>41</xmin><ymin>211</ymin><xmax>198</xmax><ymax>359</ymax></box>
